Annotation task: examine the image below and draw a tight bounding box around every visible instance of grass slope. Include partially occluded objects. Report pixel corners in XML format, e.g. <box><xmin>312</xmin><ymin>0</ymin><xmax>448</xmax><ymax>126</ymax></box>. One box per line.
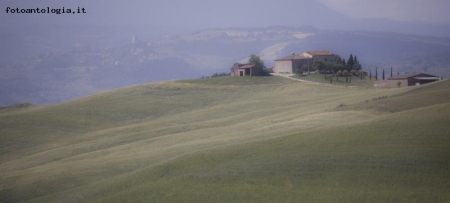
<box><xmin>292</xmin><ymin>73</ymin><xmax>375</xmax><ymax>88</ymax></box>
<box><xmin>0</xmin><ymin>76</ymin><xmax>449</xmax><ymax>202</ymax></box>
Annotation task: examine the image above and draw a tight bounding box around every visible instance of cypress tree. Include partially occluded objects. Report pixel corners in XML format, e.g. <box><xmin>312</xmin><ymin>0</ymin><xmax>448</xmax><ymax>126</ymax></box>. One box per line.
<box><xmin>375</xmin><ymin>67</ymin><xmax>378</xmax><ymax>80</ymax></box>
<box><xmin>347</xmin><ymin>54</ymin><xmax>354</xmax><ymax>70</ymax></box>
<box><xmin>382</xmin><ymin>69</ymin><xmax>385</xmax><ymax>80</ymax></box>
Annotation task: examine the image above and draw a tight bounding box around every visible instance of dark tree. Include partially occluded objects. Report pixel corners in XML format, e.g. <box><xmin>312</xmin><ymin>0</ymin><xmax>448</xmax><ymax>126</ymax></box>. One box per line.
<box><xmin>375</xmin><ymin>67</ymin><xmax>378</xmax><ymax>80</ymax></box>
<box><xmin>248</xmin><ymin>54</ymin><xmax>266</xmax><ymax>69</ymax></box>
<box><xmin>382</xmin><ymin>69</ymin><xmax>385</xmax><ymax>80</ymax></box>
<box><xmin>352</xmin><ymin>63</ymin><xmax>362</xmax><ymax>70</ymax></box>
<box><xmin>313</xmin><ymin>61</ymin><xmax>324</xmax><ymax>73</ymax></box>
<box><xmin>347</xmin><ymin>54</ymin><xmax>354</xmax><ymax>70</ymax></box>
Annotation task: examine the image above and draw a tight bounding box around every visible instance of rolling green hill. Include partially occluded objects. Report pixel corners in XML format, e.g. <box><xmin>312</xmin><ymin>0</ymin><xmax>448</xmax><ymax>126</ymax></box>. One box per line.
<box><xmin>1</xmin><ymin>76</ymin><xmax>449</xmax><ymax>202</ymax></box>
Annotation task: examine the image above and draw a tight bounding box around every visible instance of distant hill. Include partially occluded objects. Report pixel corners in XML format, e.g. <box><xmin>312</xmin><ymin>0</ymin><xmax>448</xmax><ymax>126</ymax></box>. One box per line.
<box><xmin>0</xmin><ymin>43</ymin><xmax>199</xmax><ymax>105</ymax></box>
<box><xmin>1</xmin><ymin>76</ymin><xmax>449</xmax><ymax>202</ymax></box>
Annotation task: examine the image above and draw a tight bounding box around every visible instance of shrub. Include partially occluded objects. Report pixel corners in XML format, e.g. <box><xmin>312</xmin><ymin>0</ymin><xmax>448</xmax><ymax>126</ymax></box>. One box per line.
<box><xmin>261</xmin><ymin>68</ymin><xmax>272</xmax><ymax>76</ymax></box>
<box><xmin>210</xmin><ymin>72</ymin><xmax>230</xmax><ymax>78</ymax></box>
<box><xmin>13</xmin><ymin>103</ymin><xmax>34</xmax><ymax>108</ymax></box>
<box><xmin>342</xmin><ymin>70</ymin><xmax>349</xmax><ymax>76</ymax></box>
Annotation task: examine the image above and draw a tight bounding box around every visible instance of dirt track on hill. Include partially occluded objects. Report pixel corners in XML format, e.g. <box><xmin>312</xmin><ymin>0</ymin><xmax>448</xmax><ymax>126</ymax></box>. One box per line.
<box><xmin>270</xmin><ymin>73</ymin><xmax>340</xmax><ymax>87</ymax></box>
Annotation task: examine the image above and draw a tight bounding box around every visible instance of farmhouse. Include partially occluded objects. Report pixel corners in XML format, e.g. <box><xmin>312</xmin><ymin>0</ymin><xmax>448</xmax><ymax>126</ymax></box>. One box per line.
<box><xmin>273</xmin><ymin>50</ymin><xmax>337</xmax><ymax>74</ymax></box>
<box><xmin>273</xmin><ymin>53</ymin><xmax>312</xmax><ymax>74</ymax></box>
<box><xmin>231</xmin><ymin>63</ymin><xmax>263</xmax><ymax>76</ymax></box>
<box><xmin>387</xmin><ymin>73</ymin><xmax>440</xmax><ymax>87</ymax></box>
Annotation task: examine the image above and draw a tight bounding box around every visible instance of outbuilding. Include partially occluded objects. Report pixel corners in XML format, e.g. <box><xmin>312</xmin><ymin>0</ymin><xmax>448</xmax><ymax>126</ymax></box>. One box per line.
<box><xmin>387</xmin><ymin>73</ymin><xmax>440</xmax><ymax>87</ymax></box>
<box><xmin>231</xmin><ymin>63</ymin><xmax>263</xmax><ymax>76</ymax></box>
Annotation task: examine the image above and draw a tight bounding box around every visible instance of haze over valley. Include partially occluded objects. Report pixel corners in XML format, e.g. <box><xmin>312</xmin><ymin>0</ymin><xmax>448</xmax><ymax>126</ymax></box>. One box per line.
<box><xmin>1</xmin><ymin>0</ymin><xmax>450</xmax><ymax>105</ymax></box>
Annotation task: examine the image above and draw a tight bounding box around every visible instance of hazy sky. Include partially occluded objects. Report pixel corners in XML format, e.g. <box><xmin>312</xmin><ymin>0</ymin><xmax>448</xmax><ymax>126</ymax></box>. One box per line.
<box><xmin>0</xmin><ymin>0</ymin><xmax>344</xmax><ymax>27</ymax></box>
<box><xmin>1</xmin><ymin>0</ymin><xmax>449</xmax><ymax>27</ymax></box>
<box><xmin>317</xmin><ymin>0</ymin><xmax>450</xmax><ymax>22</ymax></box>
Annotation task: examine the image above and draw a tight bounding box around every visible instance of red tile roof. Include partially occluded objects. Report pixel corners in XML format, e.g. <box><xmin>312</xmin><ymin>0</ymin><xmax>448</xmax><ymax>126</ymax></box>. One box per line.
<box><xmin>237</xmin><ymin>64</ymin><xmax>256</xmax><ymax>69</ymax></box>
<box><xmin>305</xmin><ymin>51</ymin><xmax>334</xmax><ymax>56</ymax></box>
<box><xmin>388</xmin><ymin>73</ymin><xmax>438</xmax><ymax>80</ymax></box>
<box><xmin>275</xmin><ymin>54</ymin><xmax>309</xmax><ymax>61</ymax></box>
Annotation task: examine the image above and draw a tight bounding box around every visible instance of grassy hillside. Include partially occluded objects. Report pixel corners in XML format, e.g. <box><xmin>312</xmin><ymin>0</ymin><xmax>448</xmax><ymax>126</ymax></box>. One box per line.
<box><xmin>0</xmin><ymin>76</ymin><xmax>449</xmax><ymax>202</ymax></box>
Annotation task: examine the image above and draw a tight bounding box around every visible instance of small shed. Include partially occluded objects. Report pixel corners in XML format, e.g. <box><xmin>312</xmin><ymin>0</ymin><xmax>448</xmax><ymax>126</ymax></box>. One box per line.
<box><xmin>387</xmin><ymin>73</ymin><xmax>440</xmax><ymax>87</ymax></box>
<box><xmin>231</xmin><ymin>63</ymin><xmax>263</xmax><ymax>76</ymax></box>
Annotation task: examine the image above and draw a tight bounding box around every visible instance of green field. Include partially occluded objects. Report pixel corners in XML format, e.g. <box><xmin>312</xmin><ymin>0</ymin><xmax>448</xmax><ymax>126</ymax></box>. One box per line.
<box><xmin>1</xmin><ymin>76</ymin><xmax>449</xmax><ymax>202</ymax></box>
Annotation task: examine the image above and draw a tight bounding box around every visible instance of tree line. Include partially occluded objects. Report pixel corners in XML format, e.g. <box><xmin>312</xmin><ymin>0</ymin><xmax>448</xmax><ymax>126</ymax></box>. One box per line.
<box><xmin>312</xmin><ymin>54</ymin><xmax>362</xmax><ymax>75</ymax></box>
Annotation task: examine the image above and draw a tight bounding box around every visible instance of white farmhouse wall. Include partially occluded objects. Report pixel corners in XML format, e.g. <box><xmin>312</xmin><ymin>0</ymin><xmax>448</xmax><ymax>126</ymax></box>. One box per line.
<box><xmin>274</xmin><ymin>61</ymin><xmax>293</xmax><ymax>73</ymax></box>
